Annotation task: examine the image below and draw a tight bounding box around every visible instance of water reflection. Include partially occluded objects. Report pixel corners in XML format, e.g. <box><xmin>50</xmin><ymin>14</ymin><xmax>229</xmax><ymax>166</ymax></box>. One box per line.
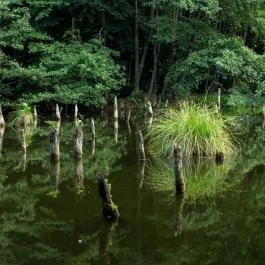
<box><xmin>75</xmin><ymin>158</ymin><xmax>84</xmax><ymax>191</ymax></box>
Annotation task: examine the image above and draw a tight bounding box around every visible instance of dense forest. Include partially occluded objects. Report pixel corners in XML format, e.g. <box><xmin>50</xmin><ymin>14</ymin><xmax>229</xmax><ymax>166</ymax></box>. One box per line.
<box><xmin>0</xmin><ymin>0</ymin><xmax>265</xmax><ymax>109</ymax></box>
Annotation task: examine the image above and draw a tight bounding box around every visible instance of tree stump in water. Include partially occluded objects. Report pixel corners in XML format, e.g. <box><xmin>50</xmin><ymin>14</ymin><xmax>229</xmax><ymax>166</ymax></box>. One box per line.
<box><xmin>174</xmin><ymin>144</ymin><xmax>185</xmax><ymax>193</ymax></box>
<box><xmin>74</xmin><ymin>104</ymin><xmax>78</xmax><ymax>125</ymax></box>
<box><xmin>146</xmin><ymin>101</ymin><xmax>153</xmax><ymax>117</ymax></box>
<box><xmin>97</xmin><ymin>173</ymin><xmax>120</xmax><ymax>220</ymax></box>
<box><xmin>114</xmin><ymin>96</ymin><xmax>118</xmax><ymax>120</ymax></box>
<box><xmin>74</xmin><ymin>126</ymin><xmax>83</xmax><ymax>158</ymax></box>
<box><xmin>50</xmin><ymin>129</ymin><xmax>60</xmax><ymax>160</ymax></box>
<box><xmin>0</xmin><ymin>104</ymin><xmax>5</xmax><ymax>127</ymax></box>
<box><xmin>91</xmin><ymin>118</ymin><xmax>96</xmax><ymax>139</ymax></box>
<box><xmin>55</xmin><ymin>104</ymin><xmax>61</xmax><ymax>121</ymax></box>
<box><xmin>138</xmin><ymin>130</ymin><xmax>145</xmax><ymax>160</ymax></box>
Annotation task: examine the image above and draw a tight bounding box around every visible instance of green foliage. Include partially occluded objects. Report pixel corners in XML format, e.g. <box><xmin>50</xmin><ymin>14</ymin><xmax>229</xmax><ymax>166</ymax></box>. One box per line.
<box><xmin>146</xmin><ymin>102</ymin><xmax>235</xmax><ymax>157</ymax></box>
<box><xmin>10</xmin><ymin>103</ymin><xmax>33</xmax><ymax>126</ymax></box>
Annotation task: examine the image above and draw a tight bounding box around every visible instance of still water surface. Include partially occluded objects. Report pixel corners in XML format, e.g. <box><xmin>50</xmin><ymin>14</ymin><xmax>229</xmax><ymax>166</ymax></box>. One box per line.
<box><xmin>0</xmin><ymin>116</ymin><xmax>265</xmax><ymax>265</ymax></box>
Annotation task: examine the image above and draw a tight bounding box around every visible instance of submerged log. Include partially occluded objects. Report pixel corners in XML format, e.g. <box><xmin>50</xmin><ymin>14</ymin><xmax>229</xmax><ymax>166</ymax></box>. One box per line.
<box><xmin>74</xmin><ymin>126</ymin><xmax>83</xmax><ymax>158</ymax></box>
<box><xmin>0</xmin><ymin>104</ymin><xmax>5</xmax><ymax>127</ymax></box>
<box><xmin>50</xmin><ymin>129</ymin><xmax>60</xmax><ymax>160</ymax></box>
<box><xmin>114</xmin><ymin>96</ymin><xmax>118</xmax><ymax>120</ymax></box>
<box><xmin>55</xmin><ymin>104</ymin><xmax>61</xmax><ymax>121</ymax></box>
<box><xmin>174</xmin><ymin>144</ymin><xmax>185</xmax><ymax>193</ymax></box>
<box><xmin>97</xmin><ymin>173</ymin><xmax>119</xmax><ymax>220</ymax></box>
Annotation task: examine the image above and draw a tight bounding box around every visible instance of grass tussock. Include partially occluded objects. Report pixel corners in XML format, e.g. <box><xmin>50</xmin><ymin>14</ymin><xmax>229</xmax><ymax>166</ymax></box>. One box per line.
<box><xmin>10</xmin><ymin>103</ymin><xmax>33</xmax><ymax>126</ymax></box>
<box><xmin>146</xmin><ymin>102</ymin><xmax>235</xmax><ymax>158</ymax></box>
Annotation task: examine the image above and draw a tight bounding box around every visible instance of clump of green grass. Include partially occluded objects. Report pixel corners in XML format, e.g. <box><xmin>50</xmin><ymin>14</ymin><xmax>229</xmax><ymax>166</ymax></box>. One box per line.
<box><xmin>146</xmin><ymin>101</ymin><xmax>235</xmax><ymax>158</ymax></box>
<box><xmin>11</xmin><ymin>103</ymin><xmax>33</xmax><ymax>127</ymax></box>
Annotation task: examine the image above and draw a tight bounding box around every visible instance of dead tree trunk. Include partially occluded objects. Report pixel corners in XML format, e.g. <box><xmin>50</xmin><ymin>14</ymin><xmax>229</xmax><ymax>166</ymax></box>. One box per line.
<box><xmin>146</xmin><ymin>101</ymin><xmax>153</xmax><ymax>117</ymax></box>
<box><xmin>0</xmin><ymin>104</ymin><xmax>5</xmax><ymax>127</ymax></box>
<box><xmin>75</xmin><ymin>158</ymin><xmax>84</xmax><ymax>189</ymax></box>
<box><xmin>50</xmin><ymin>159</ymin><xmax>60</xmax><ymax>191</ymax></box>
<box><xmin>97</xmin><ymin>173</ymin><xmax>120</xmax><ymax>220</ymax></box>
<box><xmin>50</xmin><ymin>129</ymin><xmax>60</xmax><ymax>160</ymax></box>
<box><xmin>74</xmin><ymin>126</ymin><xmax>83</xmax><ymax>158</ymax></box>
<box><xmin>21</xmin><ymin>129</ymin><xmax>27</xmax><ymax>153</ymax></box>
<box><xmin>174</xmin><ymin>144</ymin><xmax>185</xmax><ymax>193</ymax></box>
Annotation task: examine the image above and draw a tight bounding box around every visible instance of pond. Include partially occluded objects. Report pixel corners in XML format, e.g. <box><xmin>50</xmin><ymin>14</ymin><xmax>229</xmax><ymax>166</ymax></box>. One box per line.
<box><xmin>1</xmin><ymin>114</ymin><xmax>265</xmax><ymax>265</ymax></box>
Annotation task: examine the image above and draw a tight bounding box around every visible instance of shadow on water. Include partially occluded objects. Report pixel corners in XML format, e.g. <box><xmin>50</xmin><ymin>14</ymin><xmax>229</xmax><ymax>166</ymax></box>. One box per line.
<box><xmin>1</xmin><ymin>116</ymin><xmax>265</xmax><ymax>264</ymax></box>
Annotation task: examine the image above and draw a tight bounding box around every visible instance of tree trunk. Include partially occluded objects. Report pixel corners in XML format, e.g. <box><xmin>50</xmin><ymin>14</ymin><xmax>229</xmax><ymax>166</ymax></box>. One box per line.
<box><xmin>174</xmin><ymin>144</ymin><xmax>185</xmax><ymax>193</ymax></box>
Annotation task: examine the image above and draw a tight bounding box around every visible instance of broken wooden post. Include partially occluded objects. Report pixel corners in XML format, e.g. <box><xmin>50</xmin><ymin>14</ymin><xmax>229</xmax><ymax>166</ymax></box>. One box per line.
<box><xmin>0</xmin><ymin>104</ymin><xmax>5</xmax><ymax>127</ymax></box>
<box><xmin>97</xmin><ymin>173</ymin><xmax>120</xmax><ymax>220</ymax></box>
<box><xmin>114</xmin><ymin>96</ymin><xmax>118</xmax><ymax>120</ymax></box>
<box><xmin>74</xmin><ymin>126</ymin><xmax>83</xmax><ymax>158</ymax></box>
<box><xmin>138</xmin><ymin>130</ymin><xmax>145</xmax><ymax>160</ymax></box>
<box><xmin>114</xmin><ymin>120</ymin><xmax>118</xmax><ymax>143</ymax></box>
<box><xmin>50</xmin><ymin>129</ymin><xmax>60</xmax><ymax>160</ymax></box>
<box><xmin>55</xmin><ymin>104</ymin><xmax>61</xmax><ymax>121</ymax></box>
<box><xmin>174</xmin><ymin>144</ymin><xmax>185</xmax><ymax>193</ymax></box>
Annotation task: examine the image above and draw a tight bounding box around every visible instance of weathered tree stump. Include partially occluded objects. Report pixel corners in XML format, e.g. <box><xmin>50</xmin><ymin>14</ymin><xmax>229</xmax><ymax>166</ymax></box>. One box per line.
<box><xmin>33</xmin><ymin>106</ymin><xmax>37</xmax><ymax>127</ymax></box>
<box><xmin>0</xmin><ymin>104</ymin><xmax>5</xmax><ymax>127</ymax></box>
<box><xmin>50</xmin><ymin>129</ymin><xmax>60</xmax><ymax>160</ymax></box>
<box><xmin>55</xmin><ymin>104</ymin><xmax>61</xmax><ymax>121</ymax></box>
<box><xmin>92</xmin><ymin>136</ymin><xmax>96</xmax><ymax>156</ymax></box>
<box><xmin>165</xmin><ymin>99</ymin><xmax>169</xmax><ymax>108</ymax></box>
<box><xmin>74</xmin><ymin>126</ymin><xmax>83</xmax><ymax>158</ymax></box>
<box><xmin>127</xmin><ymin>107</ymin><xmax>131</xmax><ymax>123</ymax></box>
<box><xmin>138</xmin><ymin>130</ymin><xmax>145</xmax><ymax>160</ymax></box>
<box><xmin>174</xmin><ymin>144</ymin><xmax>185</xmax><ymax>193</ymax></box>
<box><xmin>74</xmin><ymin>104</ymin><xmax>78</xmax><ymax>125</ymax></box>
<box><xmin>114</xmin><ymin>96</ymin><xmax>118</xmax><ymax>120</ymax></box>
<box><xmin>97</xmin><ymin>173</ymin><xmax>120</xmax><ymax>220</ymax></box>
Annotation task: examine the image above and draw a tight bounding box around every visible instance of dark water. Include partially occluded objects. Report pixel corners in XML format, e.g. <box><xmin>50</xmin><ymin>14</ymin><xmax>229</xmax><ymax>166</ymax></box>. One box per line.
<box><xmin>1</xmin><ymin>116</ymin><xmax>265</xmax><ymax>265</ymax></box>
